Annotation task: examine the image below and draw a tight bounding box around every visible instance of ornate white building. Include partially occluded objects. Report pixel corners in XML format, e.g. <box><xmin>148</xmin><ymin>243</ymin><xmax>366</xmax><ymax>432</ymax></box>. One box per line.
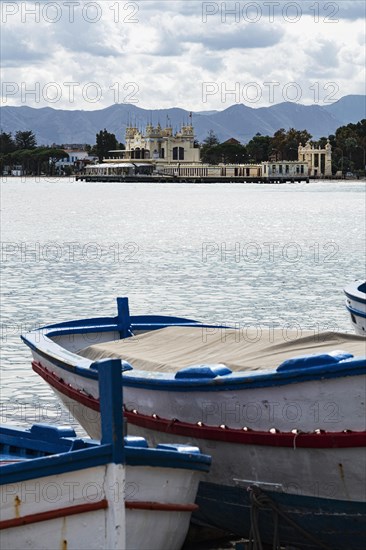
<box><xmin>84</xmin><ymin>121</ymin><xmax>332</xmax><ymax>181</ymax></box>
<box><xmin>123</xmin><ymin>122</ymin><xmax>200</xmax><ymax>164</ymax></box>
<box><xmin>298</xmin><ymin>140</ymin><xmax>332</xmax><ymax>177</ymax></box>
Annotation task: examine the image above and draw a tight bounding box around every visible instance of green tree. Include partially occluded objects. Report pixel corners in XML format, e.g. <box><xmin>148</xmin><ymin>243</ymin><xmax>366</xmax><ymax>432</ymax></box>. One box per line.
<box><xmin>0</xmin><ymin>132</ymin><xmax>16</xmax><ymax>173</ymax></box>
<box><xmin>15</xmin><ymin>130</ymin><xmax>37</xmax><ymax>150</ymax></box>
<box><xmin>95</xmin><ymin>129</ymin><xmax>119</xmax><ymax>162</ymax></box>
<box><xmin>216</xmin><ymin>142</ymin><xmax>247</xmax><ymax>164</ymax></box>
<box><xmin>33</xmin><ymin>147</ymin><xmax>68</xmax><ymax>175</ymax></box>
<box><xmin>200</xmin><ymin>130</ymin><xmax>221</xmax><ymax>163</ymax></box>
<box><xmin>202</xmin><ymin>130</ymin><xmax>220</xmax><ymax>147</ymax></box>
<box><xmin>0</xmin><ymin>132</ymin><xmax>16</xmax><ymax>154</ymax></box>
<box><xmin>7</xmin><ymin>146</ymin><xmax>68</xmax><ymax>175</ymax></box>
<box><xmin>246</xmin><ymin>133</ymin><xmax>272</xmax><ymax>162</ymax></box>
<box><xmin>271</xmin><ymin>128</ymin><xmax>312</xmax><ymax>160</ymax></box>
<box><xmin>334</xmin><ymin>120</ymin><xmax>366</xmax><ymax>174</ymax></box>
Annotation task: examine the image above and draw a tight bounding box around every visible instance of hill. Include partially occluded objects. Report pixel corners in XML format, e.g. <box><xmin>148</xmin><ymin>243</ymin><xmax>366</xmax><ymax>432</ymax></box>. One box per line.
<box><xmin>1</xmin><ymin>95</ymin><xmax>364</xmax><ymax>145</ymax></box>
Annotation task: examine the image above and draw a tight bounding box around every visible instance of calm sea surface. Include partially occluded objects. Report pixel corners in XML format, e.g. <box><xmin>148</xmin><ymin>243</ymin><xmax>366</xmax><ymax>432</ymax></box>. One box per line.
<box><xmin>1</xmin><ymin>177</ymin><xmax>365</xmax><ymax>431</ymax></box>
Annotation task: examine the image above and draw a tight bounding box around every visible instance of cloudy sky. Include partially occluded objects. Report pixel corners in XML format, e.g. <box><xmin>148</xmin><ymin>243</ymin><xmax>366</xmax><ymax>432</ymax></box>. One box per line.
<box><xmin>1</xmin><ymin>0</ymin><xmax>365</xmax><ymax>111</ymax></box>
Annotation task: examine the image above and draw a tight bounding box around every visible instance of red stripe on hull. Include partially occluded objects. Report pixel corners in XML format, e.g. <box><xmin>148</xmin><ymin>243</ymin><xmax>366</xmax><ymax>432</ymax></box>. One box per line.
<box><xmin>0</xmin><ymin>499</ymin><xmax>108</xmax><ymax>530</ymax></box>
<box><xmin>125</xmin><ymin>411</ymin><xmax>366</xmax><ymax>448</ymax></box>
<box><xmin>32</xmin><ymin>361</ymin><xmax>100</xmax><ymax>411</ymax></box>
<box><xmin>33</xmin><ymin>361</ymin><xmax>366</xmax><ymax>449</ymax></box>
<box><xmin>125</xmin><ymin>501</ymin><xmax>198</xmax><ymax>512</ymax></box>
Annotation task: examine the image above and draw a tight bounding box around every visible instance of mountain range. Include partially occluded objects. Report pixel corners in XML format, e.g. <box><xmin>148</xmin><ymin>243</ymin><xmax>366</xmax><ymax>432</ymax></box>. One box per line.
<box><xmin>0</xmin><ymin>95</ymin><xmax>365</xmax><ymax>146</ymax></box>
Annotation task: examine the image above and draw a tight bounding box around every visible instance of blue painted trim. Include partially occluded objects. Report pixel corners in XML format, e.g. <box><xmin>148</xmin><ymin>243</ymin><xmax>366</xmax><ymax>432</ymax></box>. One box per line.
<box><xmin>23</xmin><ymin>332</ymin><xmax>366</xmax><ymax>392</ymax></box>
<box><xmin>95</xmin><ymin>359</ymin><xmax>124</xmax><ymax>464</ymax></box>
<box><xmin>175</xmin><ymin>364</ymin><xmax>232</xmax><ymax>379</ymax></box>
<box><xmin>276</xmin><ymin>351</ymin><xmax>354</xmax><ymax>371</ymax></box>
<box><xmin>346</xmin><ymin>304</ymin><xmax>366</xmax><ymax>319</ymax></box>
<box><xmin>118</xmin><ymin>358</ymin><xmax>366</xmax><ymax>391</ymax></box>
<box><xmin>117</xmin><ymin>297</ymin><xmax>132</xmax><ymax>339</ymax></box>
<box><xmin>344</xmin><ymin>291</ymin><xmax>366</xmax><ymax>305</ymax></box>
<box><xmin>0</xmin><ymin>356</ymin><xmax>128</xmax><ymax>483</ymax></box>
<box><xmin>0</xmin><ymin>427</ymin><xmax>211</xmax><ymax>476</ymax></box>
<box><xmin>344</xmin><ymin>280</ymin><xmax>366</xmax><ymax>305</ymax></box>
<box><xmin>0</xmin><ymin>444</ymin><xmax>115</xmax><ymax>485</ymax></box>
<box><xmin>21</xmin><ymin>300</ymin><xmax>366</xmax><ymax>393</ymax></box>
<box><xmin>124</xmin><ymin>446</ymin><xmax>211</xmax><ymax>472</ymax></box>
<box><xmin>0</xmin><ymin>425</ymin><xmax>78</xmax><ymax>456</ymax></box>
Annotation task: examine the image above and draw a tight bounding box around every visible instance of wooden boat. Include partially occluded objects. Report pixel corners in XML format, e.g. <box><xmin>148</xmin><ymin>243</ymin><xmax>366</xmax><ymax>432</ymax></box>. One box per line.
<box><xmin>0</xmin><ymin>357</ymin><xmax>211</xmax><ymax>550</ymax></box>
<box><xmin>21</xmin><ymin>298</ymin><xmax>366</xmax><ymax>549</ymax></box>
<box><xmin>344</xmin><ymin>279</ymin><xmax>366</xmax><ymax>336</ymax></box>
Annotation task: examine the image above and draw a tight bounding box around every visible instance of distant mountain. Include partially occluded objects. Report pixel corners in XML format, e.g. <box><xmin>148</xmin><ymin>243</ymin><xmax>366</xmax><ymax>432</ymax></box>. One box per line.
<box><xmin>323</xmin><ymin>95</ymin><xmax>366</xmax><ymax>125</ymax></box>
<box><xmin>0</xmin><ymin>95</ymin><xmax>364</xmax><ymax>145</ymax></box>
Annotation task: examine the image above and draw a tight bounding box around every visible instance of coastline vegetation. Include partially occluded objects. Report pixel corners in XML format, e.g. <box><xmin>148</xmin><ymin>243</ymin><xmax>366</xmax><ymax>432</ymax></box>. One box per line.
<box><xmin>1</xmin><ymin>120</ymin><xmax>365</xmax><ymax>177</ymax></box>
<box><xmin>201</xmin><ymin>121</ymin><xmax>366</xmax><ymax>177</ymax></box>
<box><xmin>0</xmin><ymin>131</ymin><xmax>67</xmax><ymax>176</ymax></box>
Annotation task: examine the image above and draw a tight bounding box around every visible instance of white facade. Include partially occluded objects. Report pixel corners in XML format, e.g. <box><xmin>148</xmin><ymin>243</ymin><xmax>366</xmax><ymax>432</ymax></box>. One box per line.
<box><xmin>123</xmin><ymin>123</ymin><xmax>200</xmax><ymax>164</ymax></box>
<box><xmin>298</xmin><ymin>140</ymin><xmax>332</xmax><ymax>176</ymax></box>
<box><xmin>56</xmin><ymin>150</ymin><xmax>98</xmax><ymax>170</ymax></box>
<box><xmin>262</xmin><ymin>161</ymin><xmax>309</xmax><ymax>179</ymax></box>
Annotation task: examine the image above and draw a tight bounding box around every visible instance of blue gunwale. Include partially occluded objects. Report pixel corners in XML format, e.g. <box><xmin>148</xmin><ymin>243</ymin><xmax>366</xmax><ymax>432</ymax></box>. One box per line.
<box><xmin>0</xmin><ymin>444</ymin><xmax>117</xmax><ymax>485</ymax></box>
<box><xmin>346</xmin><ymin>304</ymin><xmax>366</xmax><ymax>319</ymax></box>
<box><xmin>23</xmin><ymin>331</ymin><xmax>366</xmax><ymax>391</ymax></box>
<box><xmin>0</xmin><ymin>432</ymin><xmax>211</xmax><ymax>484</ymax></box>
<box><xmin>1</xmin><ymin>358</ymin><xmax>125</xmax><ymax>484</ymax></box>
<box><xmin>21</xmin><ymin>298</ymin><xmax>366</xmax><ymax>392</ymax></box>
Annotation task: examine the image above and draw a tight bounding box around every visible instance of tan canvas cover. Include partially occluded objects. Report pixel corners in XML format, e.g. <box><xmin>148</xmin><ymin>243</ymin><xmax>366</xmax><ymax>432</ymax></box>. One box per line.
<box><xmin>78</xmin><ymin>326</ymin><xmax>366</xmax><ymax>373</ymax></box>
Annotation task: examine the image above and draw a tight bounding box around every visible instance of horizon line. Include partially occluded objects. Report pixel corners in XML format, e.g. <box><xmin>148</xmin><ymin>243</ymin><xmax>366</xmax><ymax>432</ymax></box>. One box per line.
<box><xmin>1</xmin><ymin>94</ymin><xmax>365</xmax><ymax>114</ymax></box>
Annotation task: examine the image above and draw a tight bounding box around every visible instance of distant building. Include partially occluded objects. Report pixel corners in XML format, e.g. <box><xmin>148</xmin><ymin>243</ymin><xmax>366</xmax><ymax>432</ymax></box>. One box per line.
<box><xmin>222</xmin><ymin>138</ymin><xmax>241</xmax><ymax>145</ymax></box>
<box><xmin>105</xmin><ymin>122</ymin><xmax>200</xmax><ymax>164</ymax></box>
<box><xmin>83</xmin><ymin>121</ymin><xmax>329</xmax><ymax>181</ymax></box>
<box><xmin>262</xmin><ymin>161</ymin><xmax>308</xmax><ymax>179</ymax></box>
<box><xmin>55</xmin><ymin>150</ymin><xmax>98</xmax><ymax>173</ymax></box>
<box><xmin>298</xmin><ymin>140</ymin><xmax>332</xmax><ymax>177</ymax></box>
<box><xmin>2</xmin><ymin>165</ymin><xmax>25</xmax><ymax>177</ymax></box>
<box><xmin>59</xmin><ymin>144</ymin><xmax>89</xmax><ymax>151</ymax></box>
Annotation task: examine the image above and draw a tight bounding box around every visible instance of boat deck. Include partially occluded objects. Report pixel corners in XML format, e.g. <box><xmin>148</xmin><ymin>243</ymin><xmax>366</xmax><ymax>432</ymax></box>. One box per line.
<box><xmin>78</xmin><ymin>326</ymin><xmax>366</xmax><ymax>373</ymax></box>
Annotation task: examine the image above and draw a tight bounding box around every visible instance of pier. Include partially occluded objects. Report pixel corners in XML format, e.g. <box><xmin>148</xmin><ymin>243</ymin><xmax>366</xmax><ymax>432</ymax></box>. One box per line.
<box><xmin>75</xmin><ymin>174</ymin><xmax>310</xmax><ymax>184</ymax></box>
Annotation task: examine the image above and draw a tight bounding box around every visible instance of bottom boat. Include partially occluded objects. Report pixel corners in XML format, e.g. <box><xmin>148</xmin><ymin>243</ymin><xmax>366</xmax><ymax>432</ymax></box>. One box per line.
<box><xmin>0</xmin><ymin>358</ymin><xmax>211</xmax><ymax>550</ymax></box>
<box><xmin>21</xmin><ymin>297</ymin><xmax>366</xmax><ymax>549</ymax></box>
<box><xmin>344</xmin><ymin>279</ymin><xmax>366</xmax><ymax>336</ymax></box>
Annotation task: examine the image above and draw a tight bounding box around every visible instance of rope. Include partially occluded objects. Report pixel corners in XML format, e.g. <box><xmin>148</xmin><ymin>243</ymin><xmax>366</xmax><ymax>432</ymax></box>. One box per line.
<box><xmin>247</xmin><ymin>485</ymin><xmax>332</xmax><ymax>550</ymax></box>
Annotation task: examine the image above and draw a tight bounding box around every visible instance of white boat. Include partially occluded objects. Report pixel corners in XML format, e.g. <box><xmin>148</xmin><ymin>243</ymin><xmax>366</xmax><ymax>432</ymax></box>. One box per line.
<box><xmin>0</xmin><ymin>358</ymin><xmax>211</xmax><ymax>550</ymax></box>
<box><xmin>344</xmin><ymin>279</ymin><xmax>366</xmax><ymax>336</ymax></box>
<box><xmin>21</xmin><ymin>298</ymin><xmax>366</xmax><ymax>549</ymax></box>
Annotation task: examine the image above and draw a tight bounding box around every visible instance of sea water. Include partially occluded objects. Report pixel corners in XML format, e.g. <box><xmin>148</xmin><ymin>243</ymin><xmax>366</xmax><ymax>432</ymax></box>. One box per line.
<box><xmin>1</xmin><ymin>177</ymin><xmax>365</xmax><ymax>429</ymax></box>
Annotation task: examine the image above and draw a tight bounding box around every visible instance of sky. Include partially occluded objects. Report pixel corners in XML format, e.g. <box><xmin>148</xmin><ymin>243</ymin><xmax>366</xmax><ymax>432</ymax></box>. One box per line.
<box><xmin>1</xmin><ymin>0</ymin><xmax>365</xmax><ymax>111</ymax></box>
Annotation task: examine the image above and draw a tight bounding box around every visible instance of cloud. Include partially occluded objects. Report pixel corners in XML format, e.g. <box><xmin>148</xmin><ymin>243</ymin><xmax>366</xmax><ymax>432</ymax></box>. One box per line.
<box><xmin>0</xmin><ymin>0</ymin><xmax>364</xmax><ymax>110</ymax></box>
<box><xmin>315</xmin><ymin>1</ymin><xmax>366</xmax><ymax>20</ymax></box>
<box><xmin>185</xmin><ymin>26</ymin><xmax>282</xmax><ymax>50</ymax></box>
<box><xmin>305</xmin><ymin>39</ymin><xmax>340</xmax><ymax>77</ymax></box>
<box><xmin>0</xmin><ymin>35</ymin><xmax>49</xmax><ymax>67</ymax></box>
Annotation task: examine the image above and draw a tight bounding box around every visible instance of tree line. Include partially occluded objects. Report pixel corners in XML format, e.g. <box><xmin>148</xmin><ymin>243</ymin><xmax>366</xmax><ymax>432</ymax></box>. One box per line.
<box><xmin>201</xmin><ymin>120</ymin><xmax>366</xmax><ymax>175</ymax></box>
<box><xmin>0</xmin><ymin>131</ymin><xmax>68</xmax><ymax>176</ymax></box>
<box><xmin>2</xmin><ymin>120</ymin><xmax>365</xmax><ymax>176</ymax></box>
<box><xmin>0</xmin><ymin>129</ymin><xmax>125</xmax><ymax>175</ymax></box>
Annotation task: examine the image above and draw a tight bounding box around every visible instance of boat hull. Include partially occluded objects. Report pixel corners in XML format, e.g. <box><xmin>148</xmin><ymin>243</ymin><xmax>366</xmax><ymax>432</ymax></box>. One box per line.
<box><xmin>344</xmin><ymin>280</ymin><xmax>366</xmax><ymax>336</ymax></box>
<box><xmin>20</xmin><ymin>299</ymin><xmax>366</xmax><ymax>548</ymax></box>
<box><xmin>125</xmin><ymin>464</ymin><xmax>201</xmax><ymax>550</ymax></box>
<box><xmin>195</xmin><ymin>482</ymin><xmax>366</xmax><ymax>550</ymax></box>
<box><xmin>30</xmin><ymin>360</ymin><xmax>366</xmax><ymax>549</ymax></box>
<box><xmin>31</xmin><ymin>351</ymin><xmax>366</xmax><ymax>435</ymax></box>
<box><xmin>1</xmin><ymin>358</ymin><xmax>210</xmax><ymax>550</ymax></box>
<box><xmin>0</xmin><ymin>462</ymin><xmax>126</xmax><ymax>550</ymax></box>
<box><xmin>128</xmin><ymin>425</ymin><xmax>366</xmax><ymax>550</ymax></box>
